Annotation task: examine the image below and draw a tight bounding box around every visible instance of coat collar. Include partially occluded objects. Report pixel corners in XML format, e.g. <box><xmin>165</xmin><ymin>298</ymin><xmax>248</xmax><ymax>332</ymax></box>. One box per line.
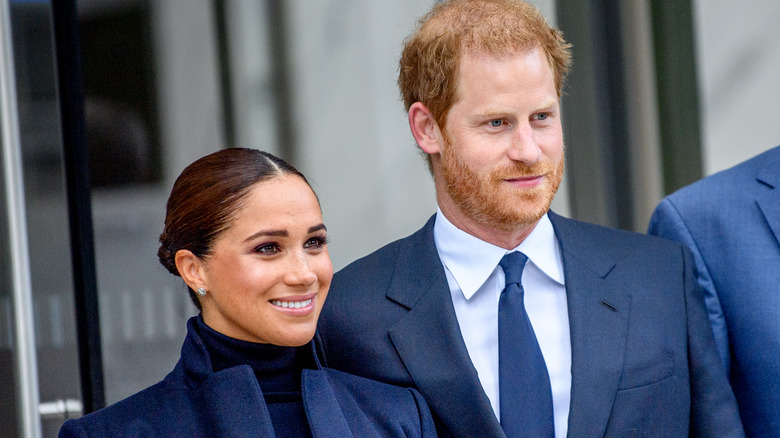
<box><xmin>756</xmin><ymin>147</ymin><xmax>780</xmax><ymax>249</ymax></box>
<box><xmin>386</xmin><ymin>215</ymin><xmax>506</xmax><ymax>437</ymax></box>
<box><xmin>178</xmin><ymin>316</ymin><xmax>324</xmax><ymax>385</ymax></box>
<box><xmin>756</xmin><ymin>146</ymin><xmax>780</xmax><ymax>189</ymax></box>
<box><xmin>173</xmin><ymin>318</ymin><xmax>277</xmax><ymax>436</ymax></box>
<box><xmin>301</xmin><ymin>370</ymin><xmax>361</xmax><ymax>437</ymax></box>
<box><xmin>173</xmin><ymin>317</ymin><xmax>354</xmax><ymax>437</ymax></box>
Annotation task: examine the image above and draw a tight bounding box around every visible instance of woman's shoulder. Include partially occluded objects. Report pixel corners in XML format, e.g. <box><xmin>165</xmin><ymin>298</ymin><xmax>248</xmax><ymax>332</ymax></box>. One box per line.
<box><xmin>58</xmin><ymin>377</ymin><xmax>193</xmax><ymax>437</ymax></box>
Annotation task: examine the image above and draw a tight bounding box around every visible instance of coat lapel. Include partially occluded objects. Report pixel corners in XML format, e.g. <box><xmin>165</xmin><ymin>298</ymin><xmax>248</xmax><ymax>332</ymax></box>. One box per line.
<box><xmin>179</xmin><ymin>319</ymin><xmax>277</xmax><ymax>437</ymax></box>
<box><xmin>756</xmin><ymin>149</ymin><xmax>780</xmax><ymax>249</ymax></box>
<box><xmin>386</xmin><ymin>216</ymin><xmax>505</xmax><ymax>437</ymax></box>
<box><xmin>301</xmin><ymin>370</ymin><xmax>358</xmax><ymax>438</ymax></box>
<box><xmin>549</xmin><ymin>213</ymin><xmax>631</xmax><ymax>437</ymax></box>
<box><xmin>193</xmin><ymin>338</ymin><xmax>358</xmax><ymax>437</ymax></box>
<box><xmin>197</xmin><ymin>366</ymin><xmax>277</xmax><ymax>437</ymax></box>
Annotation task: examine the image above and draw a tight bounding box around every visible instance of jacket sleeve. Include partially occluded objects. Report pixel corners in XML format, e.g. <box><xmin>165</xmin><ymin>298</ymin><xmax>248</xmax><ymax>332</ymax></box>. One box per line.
<box><xmin>681</xmin><ymin>245</ymin><xmax>744</xmax><ymax>437</ymax></box>
<box><xmin>648</xmin><ymin>197</ymin><xmax>730</xmax><ymax>374</ymax></box>
<box><xmin>408</xmin><ymin>387</ymin><xmax>437</xmax><ymax>437</ymax></box>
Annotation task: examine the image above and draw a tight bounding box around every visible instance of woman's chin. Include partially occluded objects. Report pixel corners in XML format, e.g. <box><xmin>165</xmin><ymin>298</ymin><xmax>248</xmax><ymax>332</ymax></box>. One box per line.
<box><xmin>268</xmin><ymin>325</ymin><xmax>318</xmax><ymax>347</ymax></box>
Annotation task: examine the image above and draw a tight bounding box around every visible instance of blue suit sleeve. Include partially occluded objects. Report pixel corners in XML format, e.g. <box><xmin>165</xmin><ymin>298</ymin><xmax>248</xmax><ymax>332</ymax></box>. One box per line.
<box><xmin>680</xmin><ymin>244</ymin><xmax>744</xmax><ymax>437</ymax></box>
<box><xmin>648</xmin><ymin>197</ymin><xmax>730</xmax><ymax>375</ymax></box>
<box><xmin>408</xmin><ymin>387</ymin><xmax>438</xmax><ymax>437</ymax></box>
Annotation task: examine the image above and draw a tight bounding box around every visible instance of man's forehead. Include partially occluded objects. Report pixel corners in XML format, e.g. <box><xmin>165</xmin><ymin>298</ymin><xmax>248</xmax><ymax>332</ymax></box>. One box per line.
<box><xmin>458</xmin><ymin>41</ymin><xmax>539</xmax><ymax>60</ymax></box>
<box><xmin>452</xmin><ymin>47</ymin><xmax>554</xmax><ymax>91</ymax></box>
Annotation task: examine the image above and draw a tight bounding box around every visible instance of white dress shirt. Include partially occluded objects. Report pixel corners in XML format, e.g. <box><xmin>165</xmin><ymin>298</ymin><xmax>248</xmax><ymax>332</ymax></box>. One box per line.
<box><xmin>433</xmin><ymin>209</ymin><xmax>572</xmax><ymax>438</ymax></box>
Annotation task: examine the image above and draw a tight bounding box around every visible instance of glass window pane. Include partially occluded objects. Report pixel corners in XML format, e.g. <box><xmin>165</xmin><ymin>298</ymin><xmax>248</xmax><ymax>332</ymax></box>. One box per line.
<box><xmin>6</xmin><ymin>0</ymin><xmax>81</xmax><ymax>435</ymax></box>
<box><xmin>78</xmin><ymin>0</ymin><xmax>198</xmax><ymax>405</ymax></box>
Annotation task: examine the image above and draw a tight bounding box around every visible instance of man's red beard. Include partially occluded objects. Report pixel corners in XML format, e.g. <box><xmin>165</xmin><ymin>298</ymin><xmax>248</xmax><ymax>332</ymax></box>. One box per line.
<box><xmin>440</xmin><ymin>139</ymin><xmax>564</xmax><ymax>233</ymax></box>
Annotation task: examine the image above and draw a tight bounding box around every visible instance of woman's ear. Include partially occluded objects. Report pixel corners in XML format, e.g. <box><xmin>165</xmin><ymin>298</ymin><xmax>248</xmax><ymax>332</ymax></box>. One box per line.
<box><xmin>408</xmin><ymin>102</ymin><xmax>443</xmax><ymax>155</ymax></box>
<box><xmin>175</xmin><ymin>249</ymin><xmax>206</xmax><ymax>291</ymax></box>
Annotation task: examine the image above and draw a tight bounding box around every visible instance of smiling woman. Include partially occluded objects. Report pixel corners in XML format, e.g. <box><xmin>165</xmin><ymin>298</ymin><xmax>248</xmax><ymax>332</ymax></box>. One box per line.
<box><xmin>58</xmin><ymin>148</ymin><xmax>435</xmax><ymax>437</ymax></box>
<box><xmin>167</xmin><ymin>157</ymin><xmax>331</xmax><ymax>347</ymax></box>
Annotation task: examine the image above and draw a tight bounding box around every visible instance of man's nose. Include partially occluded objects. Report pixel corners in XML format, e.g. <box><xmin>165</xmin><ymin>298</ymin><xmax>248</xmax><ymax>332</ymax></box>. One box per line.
<box><xmin>507</xmin><ymin>122</ymin><xmax>541</xmax><ymax>164</ymax></box>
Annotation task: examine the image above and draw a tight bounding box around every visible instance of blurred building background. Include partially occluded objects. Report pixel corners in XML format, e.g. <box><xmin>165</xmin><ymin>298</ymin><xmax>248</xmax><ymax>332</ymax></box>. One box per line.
<box><xmin>1</xmin><ymin>0</ymin><xmax>778</xmax><ymax>436</ymax></box>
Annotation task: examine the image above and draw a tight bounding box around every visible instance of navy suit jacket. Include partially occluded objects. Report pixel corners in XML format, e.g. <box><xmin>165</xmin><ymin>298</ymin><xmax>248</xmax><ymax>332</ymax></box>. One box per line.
<box><xmin>60</xmin><ymin>318</ymin><xmax>435</xmax><ymax>437</ymax></box>
<box><xmin>319</xmin><ymin>212</ymin><xmax>743</xmax><ymax>437</ymax></box>
<box><xmin>648</xmin><ymin>145</ymin><xmax>780</xmax><ymax>437</ymax></box>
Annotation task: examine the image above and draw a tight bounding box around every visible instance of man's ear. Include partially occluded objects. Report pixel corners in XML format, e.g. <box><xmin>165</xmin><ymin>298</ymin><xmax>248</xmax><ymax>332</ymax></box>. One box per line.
<box><xmin>408</xmin><ymin>102</ymin><xmax>443</xmax><ymax>155</ymax></box>
<box><xmin>175</xmin><ymin>249</ymin><xmax>206</xmax><ymax>291</ymax></box>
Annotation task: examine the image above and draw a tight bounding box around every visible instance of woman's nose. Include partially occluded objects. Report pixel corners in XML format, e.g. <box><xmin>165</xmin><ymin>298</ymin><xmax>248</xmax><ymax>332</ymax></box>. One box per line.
<box><xmin>286</xmin><ymin>252</ymin><xmax>317</xmax><ymax>286</ymax></box>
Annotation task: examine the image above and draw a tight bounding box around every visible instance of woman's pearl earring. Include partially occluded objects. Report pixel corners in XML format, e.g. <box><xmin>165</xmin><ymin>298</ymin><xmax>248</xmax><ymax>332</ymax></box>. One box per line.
<box><xmin>197</xmin><ymin>287</ymin><xmax>207</xmax><ymax>297</ymax></box>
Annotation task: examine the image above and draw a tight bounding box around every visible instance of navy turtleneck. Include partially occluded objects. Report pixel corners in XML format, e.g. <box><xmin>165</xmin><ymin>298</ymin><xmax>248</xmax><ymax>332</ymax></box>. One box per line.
<box><xmin>195</xmin><ymin>315</ymin><xmax>313</xmax><ymax>438</ymax></box>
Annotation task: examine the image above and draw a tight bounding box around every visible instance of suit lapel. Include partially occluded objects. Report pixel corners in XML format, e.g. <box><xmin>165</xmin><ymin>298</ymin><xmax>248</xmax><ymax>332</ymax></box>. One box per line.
<box><xmin>549</xmin><ymin>213</ymin><xmax>631</xmax><ymax>437</ymax></box>
<box><xmin>756</xmin><ymin>150</ymin><xmax>780</xmax><ymax>249</ymax></box>
<box><xmin>386</xmin><ymin>216</ymin><xmax>505</xmax><ymax>437</ymax></box>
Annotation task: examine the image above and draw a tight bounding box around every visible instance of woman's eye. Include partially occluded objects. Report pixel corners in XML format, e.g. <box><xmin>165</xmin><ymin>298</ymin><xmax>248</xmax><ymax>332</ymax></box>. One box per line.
<box><xmin>255</xmin><ymin>243</ymin><xmax>280</xmax><ymax>254</ymax></box>
<box><xmin>304</xmin><ymin>236</ymin><xmax>327</xmax><ymax>249</ymax></box>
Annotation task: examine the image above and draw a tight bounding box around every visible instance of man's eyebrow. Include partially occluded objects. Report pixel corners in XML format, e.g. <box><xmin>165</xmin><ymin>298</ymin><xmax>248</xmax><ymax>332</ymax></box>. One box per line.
<box><xmin>476</xmin><ymin>100</ymin><xmax>559</xmax><ymax>117</ymax></box>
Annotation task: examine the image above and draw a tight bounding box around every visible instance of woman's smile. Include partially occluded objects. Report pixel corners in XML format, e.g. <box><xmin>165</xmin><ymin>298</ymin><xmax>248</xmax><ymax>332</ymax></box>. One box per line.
<box><xmin>269</xmin><ymin>292</ymin><xmax>317</xmax><ymax>313</ymax></box>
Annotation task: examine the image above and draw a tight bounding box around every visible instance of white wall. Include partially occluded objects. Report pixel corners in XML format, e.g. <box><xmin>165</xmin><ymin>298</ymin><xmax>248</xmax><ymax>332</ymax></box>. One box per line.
<box><xmin>283</xmin><ymin>0</ymin><xmax>437</xmax><ymax>270</ymax></box>
<box><xmin>694</xmin><ymin>0</ymin><xmax>780</xmax><ymax>174</ymax></box>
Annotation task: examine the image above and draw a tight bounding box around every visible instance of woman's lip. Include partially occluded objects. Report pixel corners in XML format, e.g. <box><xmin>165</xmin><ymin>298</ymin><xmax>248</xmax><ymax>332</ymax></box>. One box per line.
<box><xmin>269</xmin><ymin>293</ymin><xmax>317</xmax><ymax>313</ymax></box>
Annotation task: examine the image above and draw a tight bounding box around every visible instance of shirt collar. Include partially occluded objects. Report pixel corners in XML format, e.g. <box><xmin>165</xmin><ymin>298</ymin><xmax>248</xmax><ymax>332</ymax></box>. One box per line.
<box><xmin>433</xmin><ymin>209</ymin><xmax>565</xmax><ymax>300</ymax></box>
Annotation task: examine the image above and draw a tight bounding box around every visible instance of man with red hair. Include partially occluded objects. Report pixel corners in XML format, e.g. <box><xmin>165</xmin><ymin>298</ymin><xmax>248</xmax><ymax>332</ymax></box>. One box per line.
<box><xmin>319</xmin><ymin>1</ymin><xmax>744</xmax><ymax>436</ymax></box>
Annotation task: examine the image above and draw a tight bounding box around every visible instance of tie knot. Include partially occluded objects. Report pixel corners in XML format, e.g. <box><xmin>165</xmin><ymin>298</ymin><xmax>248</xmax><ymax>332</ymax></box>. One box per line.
<box><xmin>499</xmin><ymin>251</ymin><xmax>528</xmax><ymax>285</ymax></box>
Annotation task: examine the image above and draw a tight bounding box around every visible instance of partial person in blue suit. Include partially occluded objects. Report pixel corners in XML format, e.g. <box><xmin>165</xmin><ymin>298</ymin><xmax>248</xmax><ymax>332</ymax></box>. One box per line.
<box><xmin>318</xmin><ymin>1</ymin><xmax>744</xmax><ymax>437</ymax></box>
<box><xmin>59</xmin><ymin>148</ymin><xmax>435</xmax><ymax>437</ymax></box>
<box><xmin>648</xmin><ymin>145</ymin><xmax>780</xmax><ymax>437</ymax></box>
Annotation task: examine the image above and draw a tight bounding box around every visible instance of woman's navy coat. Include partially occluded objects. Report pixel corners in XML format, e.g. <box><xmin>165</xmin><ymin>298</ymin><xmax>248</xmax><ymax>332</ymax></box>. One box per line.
<box><xmin>59</xmin><ymin>318</ymin><xmax>436</xmax><ymax>437</ymax></box>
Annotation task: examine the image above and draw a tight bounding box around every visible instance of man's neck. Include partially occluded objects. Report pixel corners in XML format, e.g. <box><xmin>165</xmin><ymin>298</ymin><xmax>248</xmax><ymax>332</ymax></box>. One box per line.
<box><xmin>437</xmin><ymin>202</ymin><xmax>542</xmax><ymax>250</ymax></box>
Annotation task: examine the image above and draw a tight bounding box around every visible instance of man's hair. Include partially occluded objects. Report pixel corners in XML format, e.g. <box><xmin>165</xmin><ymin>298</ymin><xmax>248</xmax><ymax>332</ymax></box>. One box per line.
<box><xmin>398</xmin><ymin>0</ymin><xmax>572</xmax><ymax>132</ymax></box>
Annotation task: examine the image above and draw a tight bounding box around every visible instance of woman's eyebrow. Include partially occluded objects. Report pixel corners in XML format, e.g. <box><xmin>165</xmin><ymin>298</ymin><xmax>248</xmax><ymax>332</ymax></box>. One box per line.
<box><xmin>244</xmin><ymin>229</ymin><xmax>288</xmax><ymax>242</ymax></box>
<box><xmin>308</xmin><ymin>224</ymin><xmax>327</xmax><ymax>233</ymax></box>
<box><xmin>243</xmin><ymin>224</ymin><xmax>326</xmax><ymax>242</ymax></box>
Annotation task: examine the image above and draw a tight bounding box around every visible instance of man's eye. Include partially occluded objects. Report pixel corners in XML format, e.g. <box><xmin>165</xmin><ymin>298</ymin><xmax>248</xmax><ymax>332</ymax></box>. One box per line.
<box><xmin>489</xmin><ymin>119</ymin><xmax>503</xmax><ymax>127</ymax></box>
<box><xmin>534</xmin><ymin>112</ymin><xmax>549</xmax><ymax>121</ymax></box>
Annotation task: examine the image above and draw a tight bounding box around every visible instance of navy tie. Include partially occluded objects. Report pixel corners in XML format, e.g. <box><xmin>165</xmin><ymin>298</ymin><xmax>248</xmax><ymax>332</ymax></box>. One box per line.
<box><xmin>498</xmin><ymin>251</ymin><xmax>554</xmax><ymax>437</ymax></box>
